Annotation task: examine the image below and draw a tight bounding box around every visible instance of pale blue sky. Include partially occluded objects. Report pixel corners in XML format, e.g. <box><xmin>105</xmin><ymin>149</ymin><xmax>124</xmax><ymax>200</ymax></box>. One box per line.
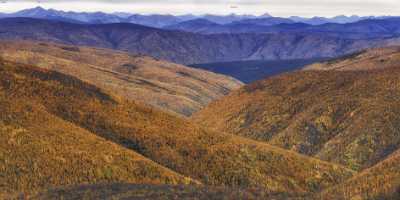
<box><xmin>0</xmin><ymin>0</ymin><xmax>399</xmax><ymax>17</ymax></box>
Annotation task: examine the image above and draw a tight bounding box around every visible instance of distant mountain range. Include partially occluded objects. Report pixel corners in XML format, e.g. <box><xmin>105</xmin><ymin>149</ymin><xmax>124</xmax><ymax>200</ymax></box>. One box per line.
<box><xmin>164</xmin><ymin>18</ymin><xmax>298</xmax><ymax>34</ymax></box>
<box><xmin>166</xmin><ymin>17</ymin><xmax>400</xmax><ymax>35</ymax></box>
<box><xmin>0</xmin><ymin>7</ymin><xmax>394</xmax><ymax>28</ymax></box>
<box><xmin>0</xmin><ymin>7</ymin><xmax>263</xmax><ymax>27</ymax></box>
<box><xmin>289</xmin><ymin>15</ymin><xmax>389</xmax><ymax>25</ymax></box>
<box><xmin>1</xmin><ymin>17</ymin><xmax>400</xmax><ymax>65</ymax></box>
<box><xmin>3</xmin><ymin>6</ymin><xmax>400</xmax><ymax>200</ymax></box>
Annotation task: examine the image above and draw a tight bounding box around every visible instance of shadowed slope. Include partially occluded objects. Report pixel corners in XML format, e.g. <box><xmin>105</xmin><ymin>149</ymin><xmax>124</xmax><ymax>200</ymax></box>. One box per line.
<box><xmin>0</xmin><ymin>60</ymin><xmax>194</xmax><ymax>196</ymax></box>
<box><xmin>1</xmin><ymin>18</ymin><xmax>400</xmax><ymax>64</ymax></box>
<box><xmin>0</xmin><ymin>40</ymin><xmax>242</xmax><ymax>117</ymax></box>
<box><xmin>193</xmin><ymin>49</ymin><xmax>400</xmax><ymax>171</ymax></box>
<box><xmin>0</xmin><ymin>59</ymin><xmax>353</xmax><ymax>196</ymax></box>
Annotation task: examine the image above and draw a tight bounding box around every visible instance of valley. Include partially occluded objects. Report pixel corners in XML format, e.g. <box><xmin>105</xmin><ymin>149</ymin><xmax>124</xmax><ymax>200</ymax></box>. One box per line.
<box><xmin>2</xmin><ymin>40</ymin><xmax>400</xmax><ymax>200</ymax></box>
<box><xmin>190</xmin><ymin>58</ymin><xmax>326</xmax><ymax>83</ymax></box>
<box><xmin>193</xmin><ymin>49</ymin><xmax>400</xmax><ymax>171</ymax></box>
<box><xmin>0</xmin><ymin>59</ymin><xmax>354</xmax><ymax>199</ymax></box>
<box><xmin>1</xmin><ymin>4</ymin><xmax>400</xmax><ymax>200</ymax></box>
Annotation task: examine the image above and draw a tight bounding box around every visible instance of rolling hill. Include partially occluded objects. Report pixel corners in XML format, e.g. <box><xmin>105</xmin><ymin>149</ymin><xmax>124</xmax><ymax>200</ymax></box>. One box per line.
<box><xmin>2</xmin><ymin>9</ymin><xmax>400</xmax><ymax>200</ymax></box>
<box><xmin>0</xmin><ymin>59</ymin><xmax>195</xmax><ymax>197</ymax></box>
<box><xmin>192</xmin><ymin>47</ymin><xmax>400</xmax><ymax>171</ymax></box>
<box><xmin>319</xmin><ymin>149</ymin><xmax>400</xmax><ymax>199</ymax></box>
<box><xmin>304</xmin><ymin>46</ymin><xmax>400</xmax><ymax>71</ymax></box>
<box><xmin>1</xmin><ymin>18</ymin><xmax>400</xmax><ymax>64</ymax></box>
<box><xmin>0</xmin><ymin>58</ymin><xmax>355</xmax><ymax>198</ymax></box>
<box><xmin>33</xmin><ymin>184</ymin><xmax>273</xmax><ymax>200</ymax></box>
<box><xmin>0</xmin><ymin>40</ymin><xmax>242</xmax><ymax>117</ymax></box>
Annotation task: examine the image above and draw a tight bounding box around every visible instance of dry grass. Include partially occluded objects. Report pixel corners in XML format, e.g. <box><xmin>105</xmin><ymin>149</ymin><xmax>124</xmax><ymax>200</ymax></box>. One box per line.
<box><xmin>304</xmin><ymin>46</ymin><xmax>400</xmax><ymax>71</ymax></box>
<box><xmin>0</xmin><ymin>59</ymin><xmax>354</xmax><ymax>197</ymax></box>
<box><xmin>318</xmin><ymin>149</ymin><xmax>400</xmax><ymax>199</ymax></box>
<box><xmin>193</xmin><ymin>48</ymin><xmax>400</xmax><ymax>172</ymax></box>
<box><xmin>0</xmin><ymin>40</ymin><xmax>242</xmax><ymax>117</ymax></box>
<box><xmin>192</xmin><ymin>48</ymin><xmax>400</xmax><ymax>199</ymax></box>
<box><xmin>0</xmin><ymin>61</ymin><xmax>195</xmax><ymax>196</ymax></box>
<box><xmin>32</xmin><ymin>183</ymin><xmax>279</xmax><ymax>200</ymax></box>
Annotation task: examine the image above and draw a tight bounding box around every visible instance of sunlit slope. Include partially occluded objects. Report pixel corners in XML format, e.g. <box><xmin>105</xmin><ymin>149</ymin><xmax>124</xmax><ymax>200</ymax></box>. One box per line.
<box><xmin>304</xmin><ymin>46</ymin><xmax>400</xmax><ymax>71</ymax></box>
<box><xmin>193</xmin><ymin>54</ymin><xmax>400</xmax><ymax>171</ymax></box>
<box><xmin>0</xmin><ymin>40</ymin><xmax>242</xmax><ymax>117</ymax></box>
<box><xmin>33</xmin><ymin>184</ymin><xmax>273</xmax><ymax>200</ymax></box>
<box><xmin>0</xmin><ymin>60</ymin><xmax>194</xmax><ymax>196</ymax></box>
<box><xmin>319</xmin><ymin>149</ymin><xmax>400</xmax><ymax>199</ymax></box>
<box><xmin>0</xmin><ymin>59</ymin><xmax>353</xmax><ymax>196</ymax></box>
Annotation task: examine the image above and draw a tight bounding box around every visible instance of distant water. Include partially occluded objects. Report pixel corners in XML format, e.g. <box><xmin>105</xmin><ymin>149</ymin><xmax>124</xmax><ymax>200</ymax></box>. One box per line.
<box><xmin>190</xmin><ymin>58</ymin><xmax>328</xmax><ymax>84</ymax></box>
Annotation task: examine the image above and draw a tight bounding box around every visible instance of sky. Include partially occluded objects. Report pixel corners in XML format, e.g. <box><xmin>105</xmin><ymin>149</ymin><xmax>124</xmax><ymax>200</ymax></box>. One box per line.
<box><xmin>0</xmin><ymin>0</ymin><xmax>399</xmax><ymax>17</ymax></box>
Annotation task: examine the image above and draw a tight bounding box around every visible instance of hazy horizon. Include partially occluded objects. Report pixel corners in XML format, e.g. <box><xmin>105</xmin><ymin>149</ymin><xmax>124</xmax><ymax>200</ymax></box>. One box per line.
<box><xmin>0</xmin><ymin>0</ymin><xmax>398</xmax><ymax>18</ymax></box>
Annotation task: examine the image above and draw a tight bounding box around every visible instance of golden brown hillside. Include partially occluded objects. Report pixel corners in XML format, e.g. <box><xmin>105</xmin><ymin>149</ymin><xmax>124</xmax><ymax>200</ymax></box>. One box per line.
<box><xmin>0</xmin><ymin>60</ymin><xmax>194</xmax><ymax>197</ymax></box>
<box><xmin>192</xmin><ymin>49</ymin><xmax>400</xmax><ymax>171</ymax></box>
<box><xmin>304</xmin><ymin>46</ymin><xmax>400</xmax><ymax>71</ymax></box>
<box><xmin>33</xmin><ymin>184</ymin><xmax>273</xmax><ymax>200</ymax></box>
<box><xmin>319</xmin><ymin>149</ymin><xmax>400</xmax><ymax>200</ymax></box>
<box><xmin>0</xmin><ymin>59</ymin><xmax>354</xmax><ymax>197</ymax></box>
<box><xmin>0</xmin><ymin>40</ymin><xmax>242</xmax><ymax>117</ymax></box>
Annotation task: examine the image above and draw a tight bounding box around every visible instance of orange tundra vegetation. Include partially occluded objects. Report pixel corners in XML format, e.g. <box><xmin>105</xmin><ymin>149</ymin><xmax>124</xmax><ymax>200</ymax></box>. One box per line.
<box><xmin>0</xmin><ymin>40</ymin><xmax>242</xmax><ymax>117</ymax></box>
<box><xmin>193</xmin><ymin>48</ymin><xmax>400</xmax><ymax>171</ymax></box>
<box><xmin>192</xmin><ymin>47</ymin><xmax>400</xmax><ymax>199</ymax></box>
<box><xmin>0</xmin><ymin>58</ymin><xmax>354</xmax><ymax>198</ymax></box>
